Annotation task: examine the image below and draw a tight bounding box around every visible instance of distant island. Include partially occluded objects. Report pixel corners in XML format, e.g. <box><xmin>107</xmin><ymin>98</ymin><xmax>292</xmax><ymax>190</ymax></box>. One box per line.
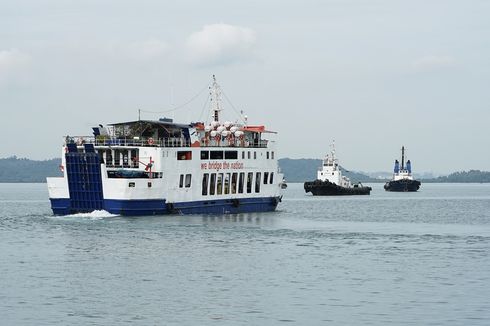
<box><xmin>0</xmin><ymin>156</ymin><xmax>61</xmax><ymax>182</ymax></box>
<box><xmin>0</xmin><ymin>156</ymin><xmax>489</xmax><ymax>183</ymax></box>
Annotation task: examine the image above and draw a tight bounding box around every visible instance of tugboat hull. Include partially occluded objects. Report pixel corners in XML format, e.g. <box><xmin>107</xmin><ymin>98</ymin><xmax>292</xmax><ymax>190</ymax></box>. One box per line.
<box><xmin>384</xmin><ymin>179</ymin><xmax>421</xmax><ymax>192</ymax></box>
<box><xmin>304</xmin><ymin>180</ymin><xmax>372</xmax><ymax>196</ymax></box>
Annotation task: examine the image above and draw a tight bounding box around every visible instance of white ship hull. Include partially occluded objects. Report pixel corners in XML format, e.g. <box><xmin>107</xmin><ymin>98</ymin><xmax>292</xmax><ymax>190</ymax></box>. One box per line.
<box><xmin>47</xmin><ymin>143</ymin><xmax>283</xmax><ymax>215</ymax></box>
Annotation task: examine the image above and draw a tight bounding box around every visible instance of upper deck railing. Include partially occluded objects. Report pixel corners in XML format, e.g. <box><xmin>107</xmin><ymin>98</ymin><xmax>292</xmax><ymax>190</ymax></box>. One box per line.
<box><xmin>65</xmin><ymin>136</ymin><xmax>269</xmax><ymax>148</ymax></box>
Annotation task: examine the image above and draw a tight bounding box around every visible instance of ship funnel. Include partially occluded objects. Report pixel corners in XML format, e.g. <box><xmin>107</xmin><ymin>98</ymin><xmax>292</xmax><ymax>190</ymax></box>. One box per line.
<box><xmin>394</xmin><ymin>159</ymin><xmax>400</xmax><ymax>173</ymax></box>
<box><xmin>406</xmin><ymin>160</ymin><xmax>412</xmax><ymax>173</ymax></box>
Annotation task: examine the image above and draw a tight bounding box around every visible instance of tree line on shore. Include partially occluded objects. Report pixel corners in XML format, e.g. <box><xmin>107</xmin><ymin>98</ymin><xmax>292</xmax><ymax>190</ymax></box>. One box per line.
<box><xmin>0</xmin><ymin>156</ymin><xmax>489</xmax><ymax>183</ymax></box>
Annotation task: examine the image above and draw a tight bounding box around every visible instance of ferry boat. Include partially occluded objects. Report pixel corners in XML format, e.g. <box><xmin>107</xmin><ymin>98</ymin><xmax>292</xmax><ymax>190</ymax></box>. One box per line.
<box><xmin>384</xmin><ymin>146</ymin><xmax>421</xmax><ymax>192</ymax></box>
<box><xmin>304</xmin><ymin>142</ymin><xmax>371</xmax><ymax>196</ymax></box>
<box><xmin>47</xmin><ymin>76</ymin><xmax>284</xmax><ymax>215</ymax></box>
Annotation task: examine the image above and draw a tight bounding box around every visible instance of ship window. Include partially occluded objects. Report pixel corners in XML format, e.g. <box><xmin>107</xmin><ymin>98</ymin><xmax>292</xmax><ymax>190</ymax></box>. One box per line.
<box><xmin>271</xmin><ymin>151</ymin><xmax>275</xmax><ymax>159</ymax></box>
<box><xmin>217</xmin><ymin>173</ymin><xmax>223</xmax><ymax>195</ymax></box>
<box><xmin>242</xmin><ymin>151</ymin><xmax>245</xmax><ymax>159</ymax></box>
<box><xmin>98</xmin><ymin>150</ymin><xmax>104</xmax><ymax>163</ymax></box>
<box><xmin>123</xmin><ymin>151</ymin><xmax>129</xmax><ymax>167</ymax></box>
<box><xmin>264</xmin><ymin>172</ymin><xmax>269</xmax><ymax>184</ymax></box>
<box><xmin>266</xmin><ymin>151</ymin><xmax>269</xmax><ymax>159</ymax></box>
<box><xmin>270</xmin><ymin>172</ymin><xmax>274</xmax><ymax>184</ymax></box>
<box><xmin>201</xmin><ymin>151</ymin><xmax>209</xmax><ymax>160</ymax></box>
<box><xmin>114</xmin><ymin>149</ymin><xmax>121</xmax><ymax>166</ymax></box>
<box><xmin>238</xmin><ymin>172</ymin><xmax>245</xmax><ymax>194</ymax></box>
<box><xmin>225</xmin><ymin>151</ymin><xmax>238</xmax><ymax>160</ymax></box>
<box><xmin>179</xmin><ymin>174</ymin><xmax>184</xmax><ymax>188</ymax></box>
<box><xmin>209</xmin><ymin>173</ymin><xmax>216</xmax><ymax>195</ymax></box>
<box><xmin>224</xmin><ymin>173</ymin><xmax>230</xmax><ymax>194</ymax></box>
<box><xmin>129</xmin><ymin>182</ymin><xmax>135</xmax><ymax>188</ymax></box>
<box><xmin>131</xmin><ymin>149</ymin><xmax>138</xmax><ymax>168</ymax></box>
<box><xmin>255</xmin><ymin>172</ymin><xmax>261</xmax><ymax>193</ymax></box>
<box><xmin>247</xmin><ymin>151</ymin><xmax>251</xmax><ymax>159</ymax></box>
<box><xmin>202</xmin><ymin>173</ymin><xmax>209</xmax><ymax>195</ymax></box>
<box><xmin>231</xmin><ymin>173</ymin><xmax>238</xmax><ymax>194</ymax></box>
<box><xmin>210</xmin><ymin>151</ymin><xmax>224</xmax><ymax>160</ymax></box>
<box><xmin>178</xmin><ymin>151</ymin><xmax>192</xmax><ymax>160</ymax></box>
<box><xmin>247</xmin><ymin>172</ymin><xmax>253</xmax><ymax>193</ymax></box>
<box><xmin>185</xmin><ymin>174</ymin><xmax>192</xmax><ymax>188</ymax></box>
<box><xmin>147</xmin><ymin>182</ymin><xmax>152</xmax><ymax>188</ymax></box>
<box><xmin>106</xmin><ymin>150</ymin><xmax>113</xmax><ymax>166</ymax></box>
<box><xmin>254</xmin><ymin>151</ymin><xmax>257</xmax><ymax>160</ymax></box>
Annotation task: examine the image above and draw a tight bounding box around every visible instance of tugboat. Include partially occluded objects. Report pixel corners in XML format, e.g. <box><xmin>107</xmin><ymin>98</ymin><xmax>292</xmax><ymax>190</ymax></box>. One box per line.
<box><xmin>304</xmin><ymin>142</ymin><xmax>372</xmax><ymax>196</ymax></box>
<box><xmin>384</xmin><ymin>146</ymin><xmax>421</xmax><ymax>192</ymax></box>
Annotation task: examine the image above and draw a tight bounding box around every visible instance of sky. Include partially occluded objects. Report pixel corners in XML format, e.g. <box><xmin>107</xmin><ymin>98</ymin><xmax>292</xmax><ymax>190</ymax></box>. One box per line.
<box><xmin>1</xmin><ymin>0</ymin><xmax>489</xmax><ymax>174</ymax></box>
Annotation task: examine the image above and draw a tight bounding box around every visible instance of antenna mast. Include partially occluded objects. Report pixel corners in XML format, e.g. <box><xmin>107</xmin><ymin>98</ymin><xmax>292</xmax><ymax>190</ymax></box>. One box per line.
<box><xmin>401</xmin><ymin>146</ymin><xmax>405</xmax><ymax>170</ymax></box>
<box><xmin>209</xmin><ymin>75</ymin><xmax>222</xmax><ymax>122</ymax></box>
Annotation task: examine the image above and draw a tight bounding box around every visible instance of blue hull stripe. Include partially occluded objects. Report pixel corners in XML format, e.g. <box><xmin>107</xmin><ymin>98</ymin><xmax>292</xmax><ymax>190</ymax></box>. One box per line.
<box><xmin>50</xmin><ymin>197</ymin><xmax>281</xmax><ymax>216</ymax></box>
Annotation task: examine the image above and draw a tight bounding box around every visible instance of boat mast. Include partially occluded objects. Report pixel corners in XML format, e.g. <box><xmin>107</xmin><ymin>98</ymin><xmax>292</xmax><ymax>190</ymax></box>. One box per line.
<box><xmin>401</xmin><ymin>146</ymin><xmax>405</xmax><ymax>170</ymax></box>
<box><xmin>209</xmin><ymin>75</ymin><xmax>222</xmax><ymax>122</ymax></box>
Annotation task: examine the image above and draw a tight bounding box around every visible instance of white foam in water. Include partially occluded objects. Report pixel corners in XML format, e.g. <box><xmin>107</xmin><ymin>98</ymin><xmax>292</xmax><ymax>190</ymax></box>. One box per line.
<box><xmin>65</xmin><ymin>210</ymin><xmax>119</xmax><ymax>219</ymax></box>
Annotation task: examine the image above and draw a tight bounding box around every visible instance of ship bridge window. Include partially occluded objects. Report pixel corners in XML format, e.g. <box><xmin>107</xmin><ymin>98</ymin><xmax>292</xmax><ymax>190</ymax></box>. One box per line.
<box><xmin>179</xmin><ymin>174</ymin><xmax>184</xmax><ymax>188</ymax></box>
<box><xmin>210</xmin><ymin>151</ymin><xmax>224</xmax><ymax>160</ymax></box>
<box><xmin>246</xmin><ymin>172</ymin><xmax>253</xmax><ymax>193</ymax></box>
<box><xmin>266</xmin><ymin>151</ymin><xmax>270</xmax><ymax>159</ymax></box>
<box><xmin>217</xmin><ymin>173</ymin><xmax>223</xmax><ymax>194</ymax></box>
<box><xmin>185</xmin><ymin>174</ymin><xmax>192</xmax><ymax>187</ymax></box>
<box><xmin>201</xmin><ymin>151</ymin><xmax>209</xmax><ymax>160</ymax></box>
<box><xmin>264</xmin><ymin>172</ymin><xmax>269</xmax><ymax>184</ymax></box>
<box><xmin>269</xmin><ymin>172</ymin><xmax>274</xmax><ymax>184</ymax></box>
<box><xmin>225</xmin><ymin>151</ymin><xmax>238</xmax><ymax>160</ymax></box>
<box><xmin>241</xmin><ymin>151</ymin><xmax>245</xmax><ymax>159</ymax></box>
<box><xmin>254</xmin><ymin>151</ymin><xmax>257</xmax><ymax>160</ymax></box>
<box><xmin>177</xmin><ymin>151</ymin><xmax>192</xmax><ymax>160</ymax></box>
<box><xmin>202</xmin><ymin>173</ymin><xmax>209</xmax><ymax>195</ymax></box>
<box><xmin>224</xmin><ymin>173</ymin><xmax>230</xmax><ymax>194</ymax></box>
<box><xmin>271</xmin><ymin>151</ymin><xmax>275</xmax><ymax>159</ymax></box>
<box><xmin>238</xmin><ymin>172</ymin><xmax>245</xmax><ymax>194</ymax></box>
<box><xmin>231</xmin><ymin>173</ymin><xmax>238</xmax><ymax>194</ymax></box>
<box><xmin>210</xmin><ymin>173</ymin><xmax>216</xmax><ymax>195</ymax></box>
<box><xmin>255</xmin><ymin>172</ymin><xmax>261</xmax><ymax>193</ymax></box>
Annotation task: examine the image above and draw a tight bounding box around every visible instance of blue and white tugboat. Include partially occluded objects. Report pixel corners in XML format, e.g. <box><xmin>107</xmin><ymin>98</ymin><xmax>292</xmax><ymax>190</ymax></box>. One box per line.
<box><xmin>384</xmin><ymin>146</ymin><xmax>421</xmax><ymax>192</ymax></box>
<box><xmin>47</xmin><ymin>76</ymin><xmax>284</xmax><ymax>215</ymax></box>
<box><xmin>304</xmin><ymin>142</ymin><xmax>371</xmax><ymax>196</ymax></box>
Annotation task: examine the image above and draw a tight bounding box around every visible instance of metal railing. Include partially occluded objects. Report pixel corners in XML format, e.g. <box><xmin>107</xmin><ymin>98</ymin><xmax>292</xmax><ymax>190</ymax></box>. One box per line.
<box><xmin>65</xmin><ymin>136</ymin><xmax>269</xmax><ymax>148</ymax></box>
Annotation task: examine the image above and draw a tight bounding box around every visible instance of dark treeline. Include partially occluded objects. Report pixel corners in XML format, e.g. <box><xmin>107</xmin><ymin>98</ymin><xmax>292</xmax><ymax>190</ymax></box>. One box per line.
<box><xmin>422</xmin><ymin>170</ymin><xmax>490</xmax><ymax>183</ymax></box>
<box><xmin>0</xmin><ymin>156</ymin><xmax>61</xmax><ymax>182</ymax></box>
<box><xmin>0</xmin><ymin>156</ymin><xmax>489</xmax><ymax>183</ymax></box>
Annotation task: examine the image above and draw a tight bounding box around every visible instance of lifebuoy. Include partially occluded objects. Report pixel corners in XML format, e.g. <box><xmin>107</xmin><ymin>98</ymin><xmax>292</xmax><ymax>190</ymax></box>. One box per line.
<box><xmin>148</xmin><ymin>137</ymin><xmax>154</xmax><ymax>145</ymax></box>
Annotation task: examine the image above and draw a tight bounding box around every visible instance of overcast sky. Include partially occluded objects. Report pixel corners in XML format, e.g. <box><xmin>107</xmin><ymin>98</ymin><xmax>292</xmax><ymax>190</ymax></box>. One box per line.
<box><xmin>1</xmin><ymin>0</ymin><xmax>489</xmax><ymax>174</ymax></box>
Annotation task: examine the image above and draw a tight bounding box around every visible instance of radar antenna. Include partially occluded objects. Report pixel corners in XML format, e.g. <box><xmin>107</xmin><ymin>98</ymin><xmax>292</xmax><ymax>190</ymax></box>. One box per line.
<box><xmin>209</xmin><ymin>75</ymin><xmax>223</xmax><ymax>122</ymax></box>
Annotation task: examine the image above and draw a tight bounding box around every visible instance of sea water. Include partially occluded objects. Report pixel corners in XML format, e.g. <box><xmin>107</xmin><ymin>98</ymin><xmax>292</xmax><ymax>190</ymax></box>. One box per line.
<box><xmin>1</xmin><ymin>183</ymin><xmax>489</xmax><ymax>325</ymax></box>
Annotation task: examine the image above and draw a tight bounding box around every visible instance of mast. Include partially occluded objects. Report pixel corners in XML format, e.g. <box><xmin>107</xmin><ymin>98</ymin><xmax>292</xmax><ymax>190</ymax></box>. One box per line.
<box><xmin>401</xmin><ymin>146</ymin><xmax>405</xmax><ymax>170</ymax></box>
<box><xmin>209</xmin><ymin>75</ymin><xmax>222</xmax><ymax>122</ymax></box>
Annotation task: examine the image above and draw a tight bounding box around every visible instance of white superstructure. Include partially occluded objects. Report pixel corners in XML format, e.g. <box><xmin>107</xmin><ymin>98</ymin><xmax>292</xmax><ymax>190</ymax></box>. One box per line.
<box><xmin>317</xmin><ymin>141</ymin><xmax>352</xmax><ymax>188</ymax></box>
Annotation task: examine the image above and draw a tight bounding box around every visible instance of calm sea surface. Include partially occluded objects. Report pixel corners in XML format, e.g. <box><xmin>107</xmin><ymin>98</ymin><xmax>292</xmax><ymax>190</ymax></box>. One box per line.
<box><xmin>1</xmin><ymin>183</ymin><xmax>490</xmax><ymax>325</ymax></box>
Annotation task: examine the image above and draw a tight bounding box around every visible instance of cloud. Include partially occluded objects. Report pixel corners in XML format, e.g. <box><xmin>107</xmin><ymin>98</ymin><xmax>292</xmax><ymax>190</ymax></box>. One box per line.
<box><xmin>185</xmin><ymin>23</ymin><xmax>256</xmax><ymax>66</ymax></box>
<box><xmin>0</xmin><ymin>49</ymin><xmax>32</xmax><ymax>84</ymax></box>
<box><xmin>412</xmin><ymin>55</ymin><xmax>456</xmax><ymax>71</ymax></box>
